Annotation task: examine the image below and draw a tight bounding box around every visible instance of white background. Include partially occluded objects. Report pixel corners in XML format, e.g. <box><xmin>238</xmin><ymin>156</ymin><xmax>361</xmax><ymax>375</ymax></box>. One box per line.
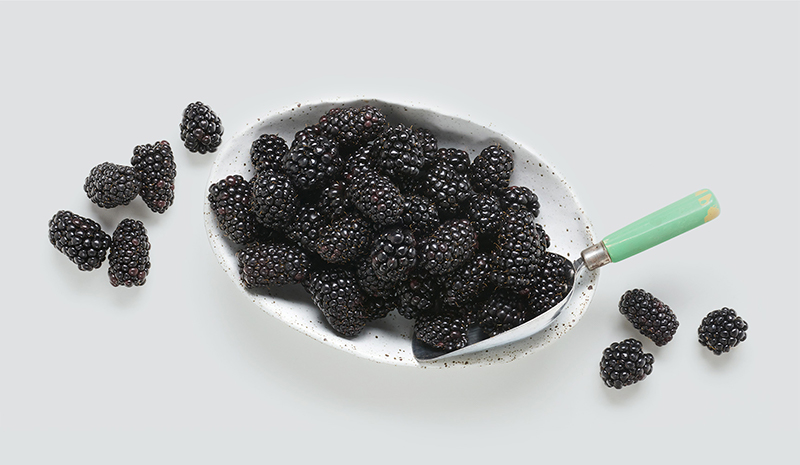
<box><xmin>1</xmin><ymin>2</ymin><xmax>797</xmax><ymax>464</ymax></box>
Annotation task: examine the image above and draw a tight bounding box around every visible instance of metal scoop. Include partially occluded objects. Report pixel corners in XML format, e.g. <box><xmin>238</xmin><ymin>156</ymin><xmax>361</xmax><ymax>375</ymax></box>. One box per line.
<box><xmin>413</xmin><ymin>189</ymin><xmax>721</xmax><ymax>362</ymax></box>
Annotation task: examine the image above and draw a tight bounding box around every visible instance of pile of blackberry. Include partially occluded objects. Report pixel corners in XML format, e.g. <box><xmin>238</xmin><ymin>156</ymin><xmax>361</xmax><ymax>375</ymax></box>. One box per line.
<box><xmin>209</xmin><ymin>104</ymin><xmax>573</xmax><ymax>353</ymax></box>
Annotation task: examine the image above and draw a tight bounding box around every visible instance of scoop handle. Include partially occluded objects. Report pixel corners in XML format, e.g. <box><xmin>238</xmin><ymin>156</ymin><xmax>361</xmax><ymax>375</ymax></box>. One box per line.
<box><xmin>601</xmin><ymin>189</ymin><xmax>720</xmax><ymax>263</ymax></box>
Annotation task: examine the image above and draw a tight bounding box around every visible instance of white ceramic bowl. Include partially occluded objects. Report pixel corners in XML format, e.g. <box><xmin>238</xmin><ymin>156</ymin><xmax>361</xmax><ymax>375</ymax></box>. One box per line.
<box><xmin>204</xmin><ymin>98</ymin><xmax>599</xmax><ymax>368</ymax></box>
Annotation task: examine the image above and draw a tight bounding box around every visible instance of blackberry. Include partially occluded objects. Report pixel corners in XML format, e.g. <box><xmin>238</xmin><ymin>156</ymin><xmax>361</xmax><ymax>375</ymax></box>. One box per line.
<box><xmin>400</xmin><ymin>195</ymin><xmax>439</xmax><ymax>235</ymax></box>
<box><xmin>131</xmin><ymin>140</ymin><xmax>176</xmax><ymax>214</ymax></box>
<box><xmin>315</xmin><ymin>213</ymin><xmax>372</xmax><ymax>264</ymax></box>
<box><xmin>619</xmin><ymin>289</ymin><xmax>679</xmax><ymax>347</ymax></box>
<box><xmin>83</xmin><ymin>162</ymin><xmax>141</xmax><ymax>208</ymax></box>
<box><xmin>250</xmin><ymin>134</ymin><xmax>289</xmax><ymax>173</ymax></box>
<box><xmin>437</xmin><ymin>148</ymin><xmax>471</xmax><ymax>174</ymax></box>
<box><xmin>319</xmin><ymin>105</ymin><xmax>387</xmax><ymax>147</ymax></box>
<box><xmin>347</xmin><ymin>171</ymin><xmax>404</xmax><ymax>226</ymax></box>
<box><xmin>698</xmin><ymin>308</ymin><xmax>748</xmax><ymax>355</ymax></box>
<box><xmin>527</xmin><ymin>252</ymin><xmax>574</xmax><ymax>315</ymax></box>
<box><xmin>600</xmin><ymin>338</ymin><xmax>655</xmax><ymax>389</ymax></box>
<box><xmin>318</xmin><ymin>180</ymin><xmax>351</xmax><ymax>220</ymax></box>
<box><xmin>370</xmin><ymin>227</ymin><xmax>417</xmax><ymax>283</ymax></box>
<box><xmin>107</xmin><ymin>219</ymin><xmax>150</xmax><ymax>287</ymax></box>
<box><xmin>305</xmin><ymin>268</ymin><xmax>368</xmax><ymax>337</ymax></box>
<box><xmin>48</xmin><ymin>210</ymin><xmax>111</xmax><ymax>271</ymax></box>
<box><xmin>413</xmin><ymin>127</ymin><xmax>439</xmax><ymax>167</ymax></box>
<box><xmin>438</xmin><ymin>252</ymin><xmax>491</xmax><ymax>307</ymax></box>
<box><xmin>396</xmin><ymin>272</ymin><xmax>438</xmax><ymax>319</ymax></box>
<box><xmin>477</xmin><ymin>289</ymin><xmax>530</xmax><ymax>337</ymax></box>
<box><xmin>356</xmin><ymin>259</ymin><xmax>400</xmax><ymax>299</ymax></box>
<box><xmin>469</xmin><ymin>144</ymin><xmax>513</xmax><ymax>194</ymax></box>
<box><xmin>501</xmin><ymin>186</ymin><xmax>540</xmax><ymax>217</ymax></box>
<box><xmin>414</xmin><ymin>307</ymin><xmax>469</xmax><ymax>352</ymax></box>
<box><xmin>283</xmin><ymin>133</ymin><xmax>342</xmax><ymax>191</ymax></box>
<box><xmin>466</xmin><ymin>192</ymin><xmax>503</xmax><ymax>235</ymax></box>
<box><xmin>250</xmin><ymin>169</ymin><xmax>298</xmax><ymax>229</ymax></box>
<box><xmin>180</xmin><ymin>101</ymin><xmax>223</xmax><ymax>154</ymax></box>
<box><xmin>363</xmin><ymin>296</ymin><xmax>397</xmax><ymax>321</ymax></box>
<box><xmin>356</xmin><ymin>105</ymin><xmax>388</xmax><ymax>143</ymax></box>
<box><xmin>489</xmin><ymin>209</ymin><xmax>542</xmax><ymax>289</ymax></box>
<box><xmin>293</xmin><ymin>125</ymin><xmax>323</xmax><ymax>146</ymax></box>
<box><xmin>208</xmin><ymin>175</ymin><xmax>259</xmax><ymax>245</ymax></box>
<box><xmin>417</xmin><ymin>219</ymin><xmax>478</xmax><ymax>276</ymax></box>
<box><xmin>424</xmin><ymin>160</ymin><xmax>473</xmax><ymax>216</ymax></box>
<box><xmin>343</xmin><ymin>144</ymin><xmax>377</xmax><ymax>179</ymax></box>
<box><xmin>373</xmin><ymin>123</ymin><xmax>425</xmax><ymax>181</ymax></box>
<box><xmin>285</xmin><ymin>206</ymin><xmax>325</xmax><ymax>252</ymax></box>
<box><xmin>237</xmin><ymin>241</ymin><xmax>311</xmax><ymax>288</ymax></box>
<box><xmin>535</xmin><ymin>223</ymin><xmax>550</xmax><ymax>249</ymax></box>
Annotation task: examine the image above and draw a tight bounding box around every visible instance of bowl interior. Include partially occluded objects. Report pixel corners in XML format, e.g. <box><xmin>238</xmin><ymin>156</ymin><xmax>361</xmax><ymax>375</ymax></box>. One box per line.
<box><xmin>204</xmin><ymin>98</ymin><xmax>599</xmax><ymax>367</ymax></box>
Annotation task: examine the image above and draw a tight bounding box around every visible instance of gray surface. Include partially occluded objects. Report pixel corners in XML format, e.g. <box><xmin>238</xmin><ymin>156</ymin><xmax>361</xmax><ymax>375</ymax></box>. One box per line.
<box><xmin>1</xmin><ymin>2</ymin><xmax>797</xmax><ymax>464</ymax></box>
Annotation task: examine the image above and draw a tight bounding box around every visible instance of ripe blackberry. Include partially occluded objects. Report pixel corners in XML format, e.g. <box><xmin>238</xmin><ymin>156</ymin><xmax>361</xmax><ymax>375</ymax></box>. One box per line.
<box><xmin>477</xmin><ymin>289</ymin><xmax>530</xmax><ymax>337</ymax></box>
<box><xmin>469</xmin><ymin>144</ymin><xmax>513</xmax><ymax>194</ymax></box>
<box><xmin>356</xmin><ymin>105</ymin><xmax>388</xmax><ymax>143</ymax></box>
<box><xmin>347</xmin><ymin>171</ymin><xmax>404</xmax><ymax>226</ymax></box>
<box><xmin>424</xmin><ymin>160</ymin><xmax>473</xmax><ymax>216</ymax></box>
<box><xmin>600</xmin><ymin>338</ymin><xmax>655</xmax><ymax>389</ymax></box>
<box><xmin>293</xmin><ymin>125</ymin><xmax>323</xmax><ymax>146</ymax></box>
<box><xmin>413</xmin><ymin>127</ymin><xmax>438</xmax><ymax>167</ymax></box>
<box><xmin>437</xmin><ymin>148</ymin><xmax>471</xmax><ymax>174</ymax></box>
<box><xmin>107</xmin><ymin>219</ymin><xmax>150</xmax><ymax>287</ymax></box>
<box><xmin>83</xmin><ymin>162</ymin><xmax>141</xmax><ymax>208</ymax></box>
<box><xmin>466</xmin><ymin>192</ymin><xmax>503</xmax><ymax>235</ymax></box>
<box><xmin>319</xmin><ymin>105</ymin><xmax>387</xmax><ymax>147</ymax></box>
<box><xmin>180</xmin><ymin>101</ymin><xmax>223</xmax><ymax>154</ymax></box>
<box><xmin>283</xmin><ymin>133</ymin><xmax>342</xmax><ymax>191</ymax></box>
<box><xmin>343</xmin><ymin>144</ymin><xmax>377</xmax><ymax>180</ymax></box>
<box><xmin>356</xmin><ymin>258</ymin><xmax>400</xmax><ymax>299</ymax></box>
<box><xmin>373</xmin><ymin>123</ymin><xmax>425</xmax><ymax>181</ymax></box>
<box><xmin>237</xmin><ymin>241</ymin><xmax>311</xmax><ymax>288</ymax></box>
<box><xmin>401</xmin><ymin>195</ymin><xmax>439</xmax><ymax>235</ymax></box>
<box><xmin>370</xmin><ymin>227</ymin><xmax>417</xmax><ymax>283</ymax></box>
<box><xmin>208</xmin><ymin>175</ymin><xmax>259</xmax><ymax>245</ymax></box>
<box><xmin>619</xmin><ymin>289</ymin><xmax>679</xmax><ymax>347</ymax></box>
<box><xmin>131</xmin><ymin>140</ymin><xmax>176</xmax><ymax>214</ymax></box>
<box><xmin>417</xmin><ymin>219</ymin><xmax>478</xmax><ymax>276</ymax></box>
<box><xmin>414</xmin><ymin>307</ymin><xmax>469</xmax><ymax>352</ymax></box>
<box><xmin>250</xmin><ymin>134</ymin><xmax>289</xmax><ymax>173</ymax></box>
<box><xmin>535</xmin><ymin>223</ymin><xmax>550</xmax><ymax>249</ymax></box>
<box><xmin>438</xmin><ymin>252</ymin><xmax>491</xmax><ymax>307</ymax></box>
<box><xmin>305</xmin><ymin>268</ymin><xmax>368</xmax><ymax>337</ymax></box>
<box><xmin>501</xmin><ymin>186</ymin><xmax>540</xmax><ymax>217</ymax></box>
<box><xmin>396</xmin><ymin>272</ymin><xmax>438</xmax><ymax>319</ymax></box>
<box><xmin>363</xmin><ymin>296</ymin><xmax>397</xmax><ymax>321</ymax></box>
<box><xmin>285</xmin><ymin>206</ymin><xmax>325</xmax><ymax>252</ymax></box>
<box><xmin>250</xmin><ymin>169</ymin><xmax>298</xmax><ymax>229</ymax></box>
<box><xmin>528</xmin><ymin>252</ymin><xmax>574</xmax><ymax>315</ymax></box>
<box><xmin>48</xmin><ymin>210</ymin><xmax>111</xmax><ymax>271</ymax></box>
<box><xmin>315</xmin><ymin>213</ymin><xmax>372</xmax><ymax>264</ymax></box>
<box><xmin>317</xmin><ymin>180</ymin><xmax>351</xmax><ymax>221</ymax></box>
<box><xmin>698</xmin><ymin>308</ymin><xmax>748</xmax><ymax>355</ymax></box>
<box><xmin>489</xmin><ymin>209</ymin><xmax>542</xmax><ymax>289</ymax></box>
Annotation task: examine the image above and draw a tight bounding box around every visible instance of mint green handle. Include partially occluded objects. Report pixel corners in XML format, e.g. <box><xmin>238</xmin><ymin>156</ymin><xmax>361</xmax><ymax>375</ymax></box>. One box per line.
<box><xmin>602</xmin><ymin>189</ymin><xmax>720</xmax><ymax>263</ymax></box>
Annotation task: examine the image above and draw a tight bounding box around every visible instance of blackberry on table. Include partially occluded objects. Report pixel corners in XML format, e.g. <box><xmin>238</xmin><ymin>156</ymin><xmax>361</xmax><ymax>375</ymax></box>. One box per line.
<box><xmin>131</xmin><ymin>140</ymin><xmax>177</xmax><ymax>214</ymax></box>
<box><xmin>373</xmin><ymin>123</ymin><xmax>425</xmax><ymax>181</ymax></box>
<box><xmin>49</xmin><ymin>210</ymin><xmax>112</xmax><ymax>271</ymax></box>
<box><xmin>600</xmin><ymin>338</ymin><xmax>655</xmax><ymax>389</ymax></box>
<box><xmin>208</xmin><ymin>175</ymin><xmax>259</xmax><ymax>245</ymax></box>
<box><xmin>305</xmin><ymin>268</ymin><xmax>368</xmax><ymax>337</ymax></box>
<box><xmin>250</xmin><ymin>169</ymin><xmax>298</xmax><ymax>230</ymax></box>
<box><xmin>250</xmin><ymin>134</ymin><xmax>289</xmax><ymax>174</ymax></box>
<box><xmin>417</xmin><ymin>219</ymin><xmax>478</xmax><ymax>276</ymax></box>
<box><xmin>180</xmin><ymin>101</ymin><xmax>223</xmax><ymax>154</ymax></box>
<box><xmin>469</xmin><ymin>144</ymin><xmax>513</xmax><ymax>194</ymax></box>
<box><xmin>370</xmin><ymin>227</ymin><xmax>417</xmax><ymax>283</ymax></box>
<box><xmin>347</xmin><ymin>170</ymin><xmax>404</xmax><ymax>226</ymax></box>
<box><xmin>237</xmin><ymin>241</ymin><xmax>311</xmax><ymax>288</ymax></box>
<box><xmin>314</xmin><ymin>213</ymin><xmax>373</xmax><ymax>264</ymax></box>
<box><xmin>283</xmin><ymin>133</ymin><xmax>342</xmax><ymax>191</ymax></box>
<box><xmin>619</xmin><ymin>289</ymin><xmax>679</xmax><ymax>347</ymax></box>
<box><xmin>414</xmin><ymin>307</ymin><xmax>470</xmax><ymax>352</ymax></box>
<box><xmin>108</xmin><ymin>219</ymin><xmax>150</xmax><ymax>287</ymax></box>
<box><xmin>84</xmin><ymin>162</ymin><xmax>141</xmax><ymax>208</ymax></box>
<box><xmin>698</xmin><ymin>308</ymin><xmax>748</xmax><ymax>355</ymax></box>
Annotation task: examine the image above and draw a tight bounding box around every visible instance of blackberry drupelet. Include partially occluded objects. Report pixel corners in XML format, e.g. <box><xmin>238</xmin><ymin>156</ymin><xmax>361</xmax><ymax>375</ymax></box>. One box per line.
<box><xmin>414</xmin><ymin>307</ymin><xmax>470</xmax><ymax>352</ymax></box>
<box><xmin>400</xmin><ymin>195</ymin><xmax>439</xmax><ymax>235</ymax></box>
<box><xmin>49</xmin><ymin>210</ymin><xmax>111</xmax><ymax>271</ymax></box>
<box><xmin>424</xmin><ymin>160</ymin><xmax>473</xmax><ymax>216</ymax></box>
<box><xmin>437</xmin><ymin>148</ymin><xmax>471</xmax><ymax>174</ymax></box>
<box><xmin>305</xmin><ymin>268</ymin><xmax>368</xmax><ymax>337</ymax></box>
<box><xmin>250</xmin><ymin>134</ymin><xmax>289</xmax><ymax>173</ymax></box>
<box><xmin>283</xmin><ymin>133</ymin><xmax>342</xmax><ymax>191</ymax></box>
<box><xmin>84</xmin><ymin>162</ymin><xmax>141</xmax><ymax>208</ymax></box>
<box><xmin>698</xmin><ymin>308</ymin><xmax>748</xmax><ymax>355</ymax></box>
<box><xmin>347</xmin><ymin>171</ymin><xmax>405</xmax><ymax>226</ymax></box>
<box><xmin>373</xmin><ymin>123</ymin><xmax>425</xmax><ymax>181</ymax></box>
<box><xmin>208</xmin><ymin>175</ymin><xmax>259</xmax><ymax>244</ymax></box>
<box><xmin>417</xmin><ymin>219</ymin><xmax>478</xmax><ymax>276</ymax></box>
<box><xmin>469</xmin><ymin>144</ymin><xmax>513</xmax><ymax>194</ymax></box>
<box><xmin>180</xmin><ymin>101</ymin><xmax>223</xmax><ymax>154</ymax></box>
<box><xmin>489</xmin><ymin>209</ymin><xmax>542</xmax><ymax>289</ymax></box>
<box><xmin>466</xmin><ymin>192</ymin><xmax>503</xmax><ymax>235</ymax></box>
<box><xmin>107</xmin><ymin>219</ymin><xmax>150</xmax><ymax>287</ymax></box>
<box><xmin>237</xmin><ymin>241</ymin><xmax>311</xmax><ymax>288</ymax></box>
<box><xmin>438</xmin><ymin>252</ymin><xmax>491</xmax><ymax>307</ymax></box>
<box><xmin>250</xmin><ymin>169</ymin><xmax>298</xmax><ymax>229</ymax></box>
<box><xmin>501</xmin><ymin>186</ymin><xmax>540</xmax><ymax>217</ymax></box>
<box><xmin>370</xmin><ymin>227</ymin><xmax>417</xmax><ymax>283</ymax></box>
<box><xmin>285</xmin><ymin>206</ymin><xmax>326</xmax><ymax>253</ymax></box>
<box><xmin>528</xmin><ymin>252</ymin><xmax>574</xmax><ymax>315</ymax></box>
<box><xmin>619</xmin><ymin>289</ymin><xmax>679</xmax><ymax>346</ymax></box>
<box><xmin>315</xmin><ymin>213</ymin><xmax>372</xmax><ymax>264</ymax></box>
<box><xmin>396</xmin><ymin>272</ymin><xmax>438</xmax><ymax>319</ymax></box>
<box><xmin>131</xmin><ymin>140</ymin><xmax>177</xmax><ymax>214</ymax></box>
<box><xmin>477</xmin><ymin>289</ymin><xmax>530</xmax><ymax>337</ymax></box>
<box><xmin>600</xmin><ymin>338</ymin><xmax>655</xmax><ymax>389</ymax></box>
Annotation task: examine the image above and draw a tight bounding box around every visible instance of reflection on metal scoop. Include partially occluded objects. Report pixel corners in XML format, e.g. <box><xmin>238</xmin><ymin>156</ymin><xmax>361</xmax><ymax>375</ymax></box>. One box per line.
<box><xmin>413</xmin><ymin>188</ymin><xmax>721</xmax><ymax>362</ymax></box>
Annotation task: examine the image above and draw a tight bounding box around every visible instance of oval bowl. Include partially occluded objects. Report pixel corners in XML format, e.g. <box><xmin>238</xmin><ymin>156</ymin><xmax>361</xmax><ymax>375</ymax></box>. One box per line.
<box><xmin>204</xmin><ymin>98</ymin><xmax>600</xmax><ymax>368</ymax></box>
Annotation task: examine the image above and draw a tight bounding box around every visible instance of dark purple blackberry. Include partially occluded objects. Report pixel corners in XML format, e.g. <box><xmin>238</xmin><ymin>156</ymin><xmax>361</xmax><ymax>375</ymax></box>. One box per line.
<box><xmin>424</xmin><ymin>161</ymin><xmax>473</xmax><ymax>216</ymax></box>
<box><xmin>346</xmin><ymin>171</ymin><xmax>404</xmax><ymax>226</ymax></box>
<box><xmin>698</xmin><ymin>308</ymin><xmax>748</xmax><ymax>355</ymax></box>
<box><xmin>237</xmin><ymin>241</ymin><xmax>311</xmax><ymax>288</ymax></box>
<box><xmin>356</xmin><ymin>258</ymin><xmax>401</xmax><ymax>299</ymax></box>
<box><xmin>84</xmin><ymin>162</ymin><xmax>141</xmax><ymax>208</ymax></box>
<box><xmin>48</xmin><ymin>210</ymin><xmax>111</xmax><ymax>271</ymax></box>
<box><xmin>489</xmin><ymin>209</ymin><xmax>542</xmax><ymax>289</ymax></box>
<box><xmin>466</xmin><ymin>192</ymin><xmax>503</xmax><ymax>235</ymax></box>
<box><xmin>317</xmin><ymin>180</ymin><xmax>351</xmax><ymax>220</ymax></box>
<box><xmin>370</xmin><ymin>227</ymin><xmax>417</xmax><ymax>283</ymax></box>
<box><xmin>401</xmin><ymin>195</ymin><xmax>439</xmax><ymax>235</ymax></box>
<box><xmin>180</xmin><ymin>101</ymin><xmax>223</xmax><ymax>154</ymax></box>
<box><xmin>373</xmin><ymin>123</ymin><xmax>425</xmax><ymax>181</ymax></box>
<box><xmin>250</xmin><ymin>169</ymin><xmax>298</xmax><ymax>230</ymax></box>
<box><xmin>283</xmin><ymin>133</ymin><xmax>342</xmax><ymax>191</ymax></box>
<box><xmin>363</xmin><ymin>296</ymin><xmax>397</xmax><ymax>321</ymax></box>
<box><xmin>107</xmin><ymin>219</ymin><xmax>150</xmax><ymax>287</ymax></box>
<box><xmin>314</xmin><ymin>213</ymin><xmax>372</xmax><ymax>264</ymax></box>
<box><xmin>417</xmin><ymin>219</ymin><xmax>478</xmax><ymax>276</ymax></box>
<box><xmin>293</xmin><ymin>125</ymin><xmax>323</xmax><ymax>146</ymax></box>
<box><xmin>356</xmin><ymin>105</ymin><xmax>388</xmax><ymax>143</ymax></box>
<box><xmin>477</xmin><ymin>289</ymin><xmax>530</xmax><ymax>337</ymax></box>
<box><xmin>305</xmin><ymin>268</ymin><xmax>368</xmax><ymax>337</ymax></box>
<box><xmin>619</xmin><ymin>289</ymin><xmax>679</xmax><ymax>347</ymax></box>
<box><xmin>131</xmin><ymin>141</ymin><xmax>176</xmax><ymax>214</ymax></box>
<box><xmin>250</xmin><ymin>134</ymin><xmax>289</xmax><ymax>173</ymax></box>
<box><xmin>535</xmin><ymin>223</ymin><xmax>550</xmax><ymax>249</ymax></box>
<box><xmin>396</xmin><ymin>272</ymin><xmax>438</xmax><ymax>319</ymax></box>
<box><xmin>414</xmin><ymin>307</ymin><xmax>469</xmax><ymax>352</ymax></box>
<box><xmin>600</xmin><ymin>338</ymin><xmax>655</xmax><ymax>389</ymax></box>
<box><xmin>319</xmin><ymin>105</ymin><xmax>387</xmax><ymax>147</ymax></box>
<box><xmin>208</xmin><ymin>175</ymin><xmax>259</xmax><ymax>245</ymax></box>
<box><xmin>438</xmin><ymin>252</ymin><xmax>491</xmax><ymax>307</ymax></box>
<box><xmin>469</xmin><ymin>144</ymin><xmax>513</xmax><ymax>194</ymax></box>
<box><xmin>343</xmin><ymin>144</ymin><xmax>377</xmax><ymax>180</ymax></box>
<box><xmin>501</xmin><ymin>186</ymin><xmax>540</xmax><ymax>217</ymax></box>
<box><xmin>528</xmin><ymin>252</ymin><xmax>574</xmax><ymax>315</ymax></box>
<box><xmin>285</xmin><ymin>206</ymin><xmax>325</xmax><ymax>253</ymax></box>
<box><xmin>413</xmin><ymin>127</ymin><xmax>438</xmax><ymax>167</ymax></box>
<box><xmin>437</xmin><ymin>148</ymin><xmax>471</xmax><ymax>174</ymax></box>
